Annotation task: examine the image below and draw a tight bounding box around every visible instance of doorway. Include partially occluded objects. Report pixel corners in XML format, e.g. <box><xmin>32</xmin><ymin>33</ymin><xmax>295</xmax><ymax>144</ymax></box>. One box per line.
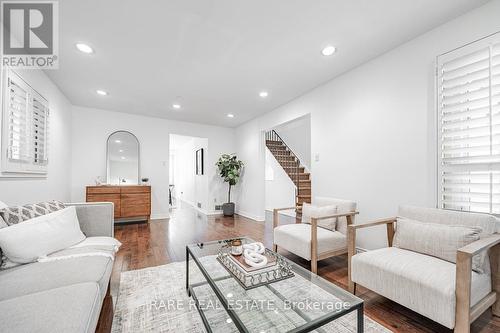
<box><xmin>169</xmin><ymin>134</ymin><xmax>209</xmax><ymax>213</ymax></box>
<box><xmin>265</xmin><ymin>114</ymin><xmax>311</xmax><ymax>221</ymax></box>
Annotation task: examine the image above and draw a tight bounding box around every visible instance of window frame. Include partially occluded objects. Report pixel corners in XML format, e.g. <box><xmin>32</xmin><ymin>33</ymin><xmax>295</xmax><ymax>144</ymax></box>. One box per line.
<box><xmin>1</xmin><ymin>69</ymin><xmax>49</xmax><ymax>177</ymax></box>
<box><xmin>436</xmin><ymin>33</ymin><xmax>500</xmax><ymax>215</ymax></box>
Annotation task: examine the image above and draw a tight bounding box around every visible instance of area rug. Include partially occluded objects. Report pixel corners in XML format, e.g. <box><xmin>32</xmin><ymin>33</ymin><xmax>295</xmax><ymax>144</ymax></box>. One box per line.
<box><xmin>111</xmin><ymin>257</ymin><xmax>392</xmax><ymax>332</ymax></box>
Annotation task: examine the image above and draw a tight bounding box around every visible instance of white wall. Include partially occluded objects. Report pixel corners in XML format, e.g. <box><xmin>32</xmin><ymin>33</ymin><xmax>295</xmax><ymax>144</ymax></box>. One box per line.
<box><xmin>233</xmin><ymin>121</ymin><xmax>266</xmax><ymax>221</ymax></box>
<box><xmin>171</xmin><ymin>136</ymin><xmax>210</xmax><ymax>213</ymax></box>
<box><xmin>71</xmin><ymin>106</ymin><xmax>235</xmax><ymax>219</ymax></box>
<box><xmin>265</xmin><ymin>148</ymin><xmax>295</xmax><ymax>211</ymax></box>
<box><xmin>274</xmin><ymin>114</ymin><xmax>311</xmax><ymax>170</ymax></box>
<box><xmin>0</xmin><ymin>68</ymin><xmax>72</xmax><ymax>205</ymax></box>
<box><xmin>234</xmin><ymin>0</ymin><xmax>500</xmax><ymax>249</ymax></box>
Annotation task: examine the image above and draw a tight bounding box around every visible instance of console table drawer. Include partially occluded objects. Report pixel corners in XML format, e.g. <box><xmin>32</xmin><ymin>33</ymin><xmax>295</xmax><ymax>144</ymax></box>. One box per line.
<box><xmin>86</xmin><ymin>186</ymin><xmax>121</xmax><ymax>194</ymax></box>
<box><xmin>86</xmin><ymin>194</ymin><xmax>121</xmax><ymax>217</ymax></box>
<box><xmin>121</xmin><ymin>193</ymin><xmax>150</xmax><ymax>205</ymax></box>
<box><xmin>86</xmin><ymin>185</ymin><xmax>151</xmax><ymax>222</ymax></box>
<box><xmin>121</xmin><ymin>186</ymin><xmax>151</xmax><ymax>194</ymax></box>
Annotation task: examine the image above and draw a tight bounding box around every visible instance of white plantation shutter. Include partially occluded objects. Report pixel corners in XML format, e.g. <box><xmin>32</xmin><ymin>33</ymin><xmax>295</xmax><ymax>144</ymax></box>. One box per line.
<box><xmin>438</xmin><ymin>34</ymin><xmax>500</xmax><ymax>214</ymax></box>
<box><xmin>32</xmin><ymin>93</ymin><xmax>49</xmax><ymax>167</ymax></box>
<box><xmin>6</xmin><ymin>74</ymin><xmax>30</xmax><ymax>162</ymax></box>
<box><xmin>2</xmin><ymin>70</ymin><xmax>49</xmax><ymax>174</ymax></box>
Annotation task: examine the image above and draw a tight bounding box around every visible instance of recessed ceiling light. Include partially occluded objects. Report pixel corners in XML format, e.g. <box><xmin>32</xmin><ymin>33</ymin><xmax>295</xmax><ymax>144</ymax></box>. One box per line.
<box><xmin>259</xmin><ymin>91</ymin><xmax>268</xmax><ymax>98</ymax></box>
<box><xmin>119</xmin><ymin>149</ymin><xmax>124</xmax><ymax>153</ymax></box>
<box><xmin>115</xmin><ymin>140</ymin><xmax>121</xmax><ymax>144</ymax></box>
<box><xmin>96</xmin><ymin>89</ymin><xmax>108</xmax><ymax>96</ymax></box>
<box><xmin>121</xmin><ymin>156</ymin><xmax>126</xmax><ymax>160</ymax></box>
<box><xmin>76</xmin><ymin>43</ymin><xmax>94</xmax><ymax>54</ymax></box>
<box><xmin>227</xmin><ymin>113</ymin><xmax>234</xmax><ymax>118</ymax></box>
<box><xmin>321</xmin><ymin>45</ymin><xmax>336</xmax><ymax>56</ymax></box>
<box><xmin>172</xmin><ymin>103</ymin><xmax>181</xmax><ymax>110</ymax></box>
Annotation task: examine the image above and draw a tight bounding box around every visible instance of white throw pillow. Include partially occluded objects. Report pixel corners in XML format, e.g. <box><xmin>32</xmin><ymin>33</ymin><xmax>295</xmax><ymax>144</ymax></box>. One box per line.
<box><xmin>70</xmin><ymin>237</ymin><xmax>122</xmax><ymax>252</ymax></box>
<box><xmin>301</xmin><ymin>203</ymin><xmax>337</xmax><ymax>231</ymax></box>
<box><xmin>0</xmin><ymin>206</ymin><xmax>86</xmax><ymax>264</ymax></box>
<box><xmin>394</xmin><ymin>218</ymin><xmax>484</xmax><ymax>271</ymax></box>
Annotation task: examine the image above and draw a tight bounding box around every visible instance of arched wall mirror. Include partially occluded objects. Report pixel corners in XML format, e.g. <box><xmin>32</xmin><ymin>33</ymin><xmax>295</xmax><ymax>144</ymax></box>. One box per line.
<box><xmin>106</xmin><ymin>131</ymin><xmax>140</xmax><ymax>185</ymax></box>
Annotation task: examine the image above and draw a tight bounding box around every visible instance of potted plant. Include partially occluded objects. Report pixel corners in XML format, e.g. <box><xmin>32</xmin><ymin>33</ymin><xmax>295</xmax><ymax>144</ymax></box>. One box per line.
<box><xmin>216</xmin><ymin>154</ymin><xmax>244</xmax><ymax>216</ymax></box>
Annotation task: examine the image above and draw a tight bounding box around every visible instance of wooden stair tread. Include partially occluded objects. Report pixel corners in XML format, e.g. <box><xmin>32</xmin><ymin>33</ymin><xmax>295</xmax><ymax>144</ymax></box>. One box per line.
<box><xmin>266</xmin><ymin>134</ymin><xmax>311</xmax><ymax>216</ymax></box>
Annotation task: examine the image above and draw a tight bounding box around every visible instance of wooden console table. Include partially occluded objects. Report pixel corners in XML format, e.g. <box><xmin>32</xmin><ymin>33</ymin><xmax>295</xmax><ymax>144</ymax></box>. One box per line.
<box><xmin>86</xmin><ymin>185</ymin><xmax>151</xmax><ymax>222</ymax></box>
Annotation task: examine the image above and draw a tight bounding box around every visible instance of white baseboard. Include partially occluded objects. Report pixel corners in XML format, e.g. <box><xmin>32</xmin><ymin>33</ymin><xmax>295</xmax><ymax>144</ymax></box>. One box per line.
<box><xmin>179</xmin><ymin>199</ymin><xmax>209</xmax><ymax>215</ymax></box>
<box><xmin>150</xmin><ymin>213</ymin><xmax>170</xmax><ymax>220</ymax></box>
<box><xmin>265</xmin><ymin>208</ymin><xmax>296</xmax><ymax>218</ymax></box>
<box><xmin>236</xmin><ymin>210</ymin><xmax>265</xmax><ymax>222</ymax></box>
<box><xmin>175</xmin><ymin>200</ymin><xmax>262</xmax><ymax>221</ymax></box>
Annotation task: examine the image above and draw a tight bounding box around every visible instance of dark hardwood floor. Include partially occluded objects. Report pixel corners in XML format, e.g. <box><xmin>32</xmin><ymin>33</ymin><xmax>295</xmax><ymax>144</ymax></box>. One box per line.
<box><xmin>108</xmin><ymin>203</ymin><xmax>500</xmax><ymax>333</ymax></box>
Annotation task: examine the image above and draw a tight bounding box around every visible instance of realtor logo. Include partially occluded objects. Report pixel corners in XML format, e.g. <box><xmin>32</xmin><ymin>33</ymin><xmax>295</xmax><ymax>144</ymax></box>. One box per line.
<box><xmin>1</xmin><ymin>1</ymin><xmax>59</xmax><ymax>69</ymax></box>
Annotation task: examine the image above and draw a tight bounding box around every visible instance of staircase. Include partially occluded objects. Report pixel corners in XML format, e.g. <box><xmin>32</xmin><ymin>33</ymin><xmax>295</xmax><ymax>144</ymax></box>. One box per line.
<box><xmin>265</xmin><ymin>130</ymin><xmax>311</xmax><ymax>216</ymax></box>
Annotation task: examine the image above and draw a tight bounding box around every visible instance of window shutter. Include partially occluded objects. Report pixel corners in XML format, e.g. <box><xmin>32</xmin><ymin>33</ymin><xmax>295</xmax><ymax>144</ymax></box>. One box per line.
<box><xmin>2</xmin><ymin>70</ymin><xmax>49</xmax><ymax>174</ymax></box>
<box><xmin>438</xmin><ymin>34</ymin><xmax>500</xmax><ymax>214</ymax></box>
<box><xmin>31</xmin><ymin>93</ymin><xmax>49</xmax><ymax>167</ymax></box>
<box><xmin>493</xmin><ymin>42</ymin><xmax>500</xmax><ymax>213</ymax></box>
<box><xmin>6</xmin><ymin>73</ymin><xmax>31</xmax><ymax>163</ymax></box>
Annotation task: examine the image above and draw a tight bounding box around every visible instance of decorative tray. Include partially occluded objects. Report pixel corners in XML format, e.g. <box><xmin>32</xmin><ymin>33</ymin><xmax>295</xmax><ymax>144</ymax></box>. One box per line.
<box><xmin>229</xmin><ymin>251</ymin><xmax>277</xmax><ymax>272</ymax></box>
<box><xmin>217</xmin><ymin>244</ymin><xmax>294</xmax><ymax>290</ymax></box>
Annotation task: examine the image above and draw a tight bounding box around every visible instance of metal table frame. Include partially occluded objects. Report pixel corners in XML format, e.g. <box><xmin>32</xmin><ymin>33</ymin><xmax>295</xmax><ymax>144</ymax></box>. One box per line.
<box><xmin>186</xmin><ymin>240</ymin><xmax>364</xmax><ymax>333</ymax></box>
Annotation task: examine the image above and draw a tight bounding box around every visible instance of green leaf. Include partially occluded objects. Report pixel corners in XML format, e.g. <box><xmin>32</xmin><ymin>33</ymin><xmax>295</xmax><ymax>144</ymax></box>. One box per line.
<box><xmin>215</xmin><ymin>154</ymin><xmax>244</xmax><ymax>186</ymax></box>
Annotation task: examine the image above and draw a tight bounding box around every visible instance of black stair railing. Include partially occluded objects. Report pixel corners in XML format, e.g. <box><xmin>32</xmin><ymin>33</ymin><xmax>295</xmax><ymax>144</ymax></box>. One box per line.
<box><xmin>265</xmin><ymin>130</ymin><xmax>301</xmax><ymax>190</ymax></box>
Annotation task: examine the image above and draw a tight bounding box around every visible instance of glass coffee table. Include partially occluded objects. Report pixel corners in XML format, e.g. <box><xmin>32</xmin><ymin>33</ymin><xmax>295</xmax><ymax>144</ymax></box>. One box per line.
<box><xmin>186</xmin><ymin>237</ymin><xmax>364</xmax><ymax>333</ymax></box>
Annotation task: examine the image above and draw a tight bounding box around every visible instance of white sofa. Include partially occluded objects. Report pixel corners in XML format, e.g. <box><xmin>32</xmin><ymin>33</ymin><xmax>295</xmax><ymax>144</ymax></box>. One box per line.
<box><xmin>0</xmin><ymin>203</ymin><xmax>116</xmax><ymax>333</ymax></box>
<box><xmin>348</xmin><ymin>205</ymin><xmax>500</xmax><ymax>332</ymax></box>
<box><xmin>273</xmin><ymin>197</ymin><xmax>358</xmax><ymax>274</ymax></box>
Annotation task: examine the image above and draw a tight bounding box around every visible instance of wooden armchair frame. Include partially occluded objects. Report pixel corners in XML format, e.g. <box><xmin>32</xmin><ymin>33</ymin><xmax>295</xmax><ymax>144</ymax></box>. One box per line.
<box><xmin>273</xmin><ymin>207</ymin><xmax>359</xmax><ymax>274</ymax></box>
<box><xmin>347</xmin><ymin>218</ymin><xmax>500</xmax><ymax>333</ymax></box>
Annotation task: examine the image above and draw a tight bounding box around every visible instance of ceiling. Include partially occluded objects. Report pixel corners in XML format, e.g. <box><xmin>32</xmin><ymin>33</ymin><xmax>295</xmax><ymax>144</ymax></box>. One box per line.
<box><xmin>46</xmin><ymin>0</ymin><xmax>490</xmax><ymax>127</ymax></box>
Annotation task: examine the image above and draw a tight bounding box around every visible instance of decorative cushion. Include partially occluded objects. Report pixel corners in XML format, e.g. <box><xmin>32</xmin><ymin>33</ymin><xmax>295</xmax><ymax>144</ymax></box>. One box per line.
<box><xmin>398</xmin><ymin>205</ymin><xmax>499</xmax><ymax>234</ymax></box>
<box><xmin>394</xmin><ymin>218</ymin><xmax>484</xmax><ymax>272</ymax></box>
<box><xmin>399</xmin><ymin>205</ymin><xmax>499</xmax><ymax>273</ymax></box>
<box><xmin>301</xmin><ymin>203</ymin><xmax>337</xmax><ymax>230</ymax></box>
<box><xmin>274</xmin><ymin>224</ymin><xmax>346</xmax><ymax>260</ymax></box>
<box><xmin>351</xmin><ymin>247</ymin><xmax>491</xmax><ymax>329</ymax></box>
<box><xmin>314</xmin><ymin>197</ymin><xmax>356</xmax><ymax>235</ymax></box>
<box><xmin>0</xmin><ymin>200</ymin><xmax>66</xmax><ymax>269</ymax></box>
<box><xmin>0</xmin><ymin>201</ymin><xmax>6</xmax><ymax>269</ymax></box>
<box><xmin>0</xmin><ymin>200</ymin><xmax>65</xmax><ymax>226</ymax></box>
<box><xmin>0</xmin><ymin>201</ymin><xmax>7</xmax><ymax>225</ymax></box>
<box><xmin>0</xmin><ymin>206</ymin><xmax>85</xmax><ymax>264</ymax></box>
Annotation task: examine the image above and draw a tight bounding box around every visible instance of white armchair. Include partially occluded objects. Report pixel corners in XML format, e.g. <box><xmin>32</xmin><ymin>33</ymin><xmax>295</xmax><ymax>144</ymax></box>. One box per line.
<box><xmin>348</xmin><ymin>205</ymin><xmax>500</xmax><ymax>332</ymax></box>
<box><xmin>273</xmin><ymin>197</ymin><xmax>358</xmax><ymax>274</ymax></box>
